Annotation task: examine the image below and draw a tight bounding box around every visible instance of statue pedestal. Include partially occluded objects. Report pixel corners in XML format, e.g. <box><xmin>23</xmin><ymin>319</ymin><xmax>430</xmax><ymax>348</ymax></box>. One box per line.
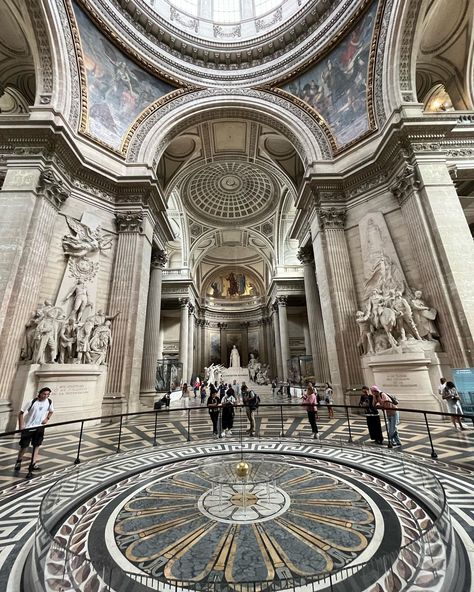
<box><xmin>361</xmin><ymin>344</ymin><xmax>449</xmax><ymax>414</ymax></box>
<box><xmin>222</xmin><ymin>367</ymin><xmax>249</xmax><ymax>384</ymax></box>
<box><xmin>10</xmin><ymin>362</ymin><xmax>107</xmax><ymax>429</ymax></box>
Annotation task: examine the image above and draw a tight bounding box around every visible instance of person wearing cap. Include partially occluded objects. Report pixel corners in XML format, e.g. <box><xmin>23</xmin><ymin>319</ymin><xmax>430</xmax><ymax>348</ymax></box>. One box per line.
<box><xmin>371</xmin><ymin>385</ymin><xmax>401</xmax><ymax>447</ymax></box>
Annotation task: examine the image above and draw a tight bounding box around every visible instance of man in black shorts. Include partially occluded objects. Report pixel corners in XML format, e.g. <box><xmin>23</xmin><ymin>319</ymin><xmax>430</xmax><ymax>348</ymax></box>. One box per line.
<box><xmin>15</xmin><ymin>387</ymin><xmax>54</xmax><ymax>473</ymax></box>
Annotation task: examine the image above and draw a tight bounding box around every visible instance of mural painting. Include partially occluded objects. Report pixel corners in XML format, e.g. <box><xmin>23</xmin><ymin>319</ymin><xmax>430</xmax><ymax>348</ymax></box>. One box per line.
<box><xmin>281</xmin><ymin>1</ymin><xmax>377</xmax><ymax>147</ymax></box>
<box><xmin>207</xmin><ymin>270</ymin><xmax>258</xmax><ymax>299</ymax></box>
<box><xmin>73</xmin><ymin>4</ymin><xmax>174</xmax><ymax>149</ymax></box>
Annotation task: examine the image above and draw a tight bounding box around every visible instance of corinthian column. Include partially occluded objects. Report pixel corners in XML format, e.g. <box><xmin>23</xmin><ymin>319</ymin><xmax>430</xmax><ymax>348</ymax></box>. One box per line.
<box><xmin>0</xmin><ymin>168</ymin><xmax>68</xmax><ymax>429</ymax></box>
<box><xmin>311</xmin><ymin>207</ymin><xmax>362</xmax><ymax>395</ymax></box>
<box><xmin>298</xmin><ymin>245</ymin><xmax>330</xmax><ymax>381</ymax></box>
<box><xmin>140</xmin><ymin>248</ymin><xmax>167</xmax><ymax>401</ymax></box>
<box><xmin>272</xmin><ymin>304</ymin><xmax>283</xmax><ymax>380</ymax></box>
<box><xmin>277</xmin><ymin>296</ymin><xmax>290</xmax><ymax>381</ymax></box>
<box><xmin>391</xmin><ymin>161</ymin><xmax>474</xmax><ymax>366</ymax></box>
<box><xmin>105</xmin><ymin>211</ymin><xmax>152</xmax><ymax>414</ymax></box>
<box><xmin>179</xmin><ymin>298</ymin><xmax>189</xmax><ymax>382</ymax></box>
<box><xmin>187</xmin><ymin>303</ymin><xmax>195</xmax><ymax>384</ymax></box>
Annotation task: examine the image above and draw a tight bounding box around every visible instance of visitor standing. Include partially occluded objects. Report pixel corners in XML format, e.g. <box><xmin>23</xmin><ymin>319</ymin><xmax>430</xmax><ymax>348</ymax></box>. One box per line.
<box><xmin>207</xmin><ymin>387</ymin><xmax>221</xmax><ymax>438</ymax></box>
<box><xmin>221</xmin><ymin>387</ymin><xmax>237</xmax><ymax>436</ymax></box>
<box><xmin>359</xmin><ymin>386</ymin><xmax>383</xmax><ymax>444</ymax></box>
<box><xmin>371</xmin><ymin>386</ymin><xmax>401</xmax><ymax>446</ymax></box>
<box><xmin>302</xmin><ymin>383</ymin><xmax>319</xmax><ymax>439</ymax></box>
<box><xmin>15</xmin><ymin>387</ymin><xmax>54</xmax><ymax>474</ymax></box>
<box><xmin>242</xmin><ymin>386</ymin><xmax>259</xmax><ymax>436</ymax></box>
<box><xmin>181</xmin><ymin>383</ymin><xmax>190</xmax><ymax>411</ymax></box>
<box><xmin>200</xmin><ymin>382</ymin><xmax>207</xmax><ymax>405</ymax></box>
<box><xmin>324</xmin><ymin>382</ymin><xmax>334</xmax><ymax>419</ymax></box>
<box><xmin>442</xmin><ymin>380</ymin><xmax>466</xmax><ymax>430</ymax></box>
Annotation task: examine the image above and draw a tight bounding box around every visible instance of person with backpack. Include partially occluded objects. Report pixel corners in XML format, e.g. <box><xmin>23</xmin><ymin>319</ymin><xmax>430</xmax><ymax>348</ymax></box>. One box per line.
<box><xmin>242</xmin><ymin>385</ymin><xmax>259</xmax><ymax>436</ymax></box>
<box><xmin>207</xmin><ymin>385</ymin><xmax>221</xmax><ymax>438</ymax></box>
<box><xmin>371</xmin><ymin>385</ymin><xmax>401</xmax><ymax>447</ymax></box>
<box><xmin>15</xmin><ymin>386</ymin><xmax>54</xmax><ymax>473</ymax></box>
<box><xmin>442</xmin><ymin>380</ymin><xmax>466</xmax><ymax>431</ymax></box>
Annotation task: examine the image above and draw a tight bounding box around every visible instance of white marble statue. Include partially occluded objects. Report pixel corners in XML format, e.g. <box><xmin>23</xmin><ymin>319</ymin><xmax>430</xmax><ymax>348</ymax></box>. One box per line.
<box><xmin>58</xmin><ymin>317</ymin><xmax>76</xmax><ymax>363</ymax></box>
<box><xmin>75</xmin><ymin>316</ymin><xmax>95</xmax><ymax>364</ymax></box>
<box><xmin>392</xmin><ymin>290</ymin><xmax>422</xmax><ymax>341</ymax></box>
<box><xmin>62</xmin><ymin>216</ymin><xmax>112</xmax><ymax>258</ymax></box>
<box><xmin>230</xmin><ymin>345</ymin><xmax>240</xmax><ymax>368</ymax></box>
<box><xmin>62</xmin><ymin>280</ymin><xmax>91</xmax><ymax>321</ymax></box>
<box><xmin>356</xmin><ymin>310</ymin><xmax>375</xmax><ymax>355</ymax></box>
<box><xmin>411</xmin><ymin>290</ymin><xmax>438</xmax><ymax>340</ymax></box>
<box><xmin>90</xmin><ymin>320</ymin><xmax>112</xmax><ymax>365</ymax></box>
<box><xmin>32</xmin><ymin>305</ymin><xmax>64</xmax><ymax>364</ymax></box>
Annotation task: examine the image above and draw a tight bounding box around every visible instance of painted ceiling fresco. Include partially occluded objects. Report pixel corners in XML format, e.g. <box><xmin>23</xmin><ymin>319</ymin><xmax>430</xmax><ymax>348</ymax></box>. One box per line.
<box><xmin>206</xmin><ymin>269</ymin><xmax>261</xmax><ymax>299</ymax></box>
<box><xmin>281</xmin><ymin>1</ymin><xmax>377</xmax><ymax>147</ymax></box>
<box><xmin>73</xmin><ymin>4</ymin><xmax>175</xmax><ymax>150</ymax></box>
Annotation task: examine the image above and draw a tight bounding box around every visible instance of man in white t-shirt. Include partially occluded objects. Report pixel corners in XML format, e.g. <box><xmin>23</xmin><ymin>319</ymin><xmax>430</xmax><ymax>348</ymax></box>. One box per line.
<box><xmin>14</xmin><ymin>387</ymin><xmax>54</xmax><ymax>473</ymax></box>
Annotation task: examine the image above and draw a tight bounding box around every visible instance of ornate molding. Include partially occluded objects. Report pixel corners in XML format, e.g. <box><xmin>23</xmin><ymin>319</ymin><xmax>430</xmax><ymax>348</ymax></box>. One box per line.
<box><xmin>115</xmin><ymin>211</ymin><xmax>144</xmax><ymax>233</ymax></box>
<box><xmin>390</xmin><ymin>164</ymin><xmax>420</xmax><ymax>206</ymax></box>
<box><xmin>151</xmin><ymin>248</ymin><xmax>167</xmax><ymax>269</ymax></box>
<box><xmin>318</xmin><ymin>207</ymin><xmax>346</xmax><ymax>230</ymax></box>
<box><xmin>179</xmin><ymin>297</ymin><xmax>190</xmax><ymax>308</ymax></box>
<box><xmin>276</xmin><ymin>295</ymin><xmax>288</xmax><ymax>307</ymax></box>
<box><xmin>36</xmin><ymin>169</ymin><xmax>69</xmax><ymax>210</ymax></box>
<box><xmin>297</xmin><ymin>244</ymin><xmax>314</xmax><ymax>265</ymax></box>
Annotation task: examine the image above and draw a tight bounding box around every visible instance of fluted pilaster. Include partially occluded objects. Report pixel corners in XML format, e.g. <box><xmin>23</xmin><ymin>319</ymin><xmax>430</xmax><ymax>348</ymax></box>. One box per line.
<box><xmin>140</xmin><ymin>248</ymin><xmax>167</xmax><ymax>394</ymax></box>
<box><xmin>312</xmin><ymin>207</ymin><xmax>362</xmax><ymax>394</ymax></box>
<box><xmin>106</xmin><ymin>211</ymin><xmax>151</xmax><ymax>412</ymax></box>
<box><xmin>277</xmin><ymin>296</ymin><xmax>290</xmax><ymax>380</ymax></box>
<box><xmin>391</xmin><ymin>161</ymin><xmax>474</xmax><ymax>366</ymax></box>
<box><xmin>0</xmin><ymin>169</ymin><xmax>68</xmax><ymax>418</ymax></box>
<box><xmin>187</xmin><ymin>303</ymin><xmax>195</xmax><ymax>384</ymax></box>
<box><xmin>179</xmin><ymin>298</ymin><xmax>189</xmax><ymax>382</ymax></box>
<box><xmin>298</xmin><ymin>245</ymin><xmax>330</xmax><ymax>381</ymax></box>
<box><xmin>272</xmin><ymin>304</ymin><xmax>283</xmax><ymax>380</ymax></box>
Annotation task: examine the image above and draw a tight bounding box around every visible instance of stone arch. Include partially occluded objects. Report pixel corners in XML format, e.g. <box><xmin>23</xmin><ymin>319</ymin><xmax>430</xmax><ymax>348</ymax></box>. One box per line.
<box><xmin>125</xmin><ymin>88</ymin><xmax>334</xmax><ymax>167</ymax></box>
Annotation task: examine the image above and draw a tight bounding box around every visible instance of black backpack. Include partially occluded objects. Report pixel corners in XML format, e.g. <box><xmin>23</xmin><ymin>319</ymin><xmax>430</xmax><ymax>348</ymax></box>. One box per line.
<box><xmin>27</xmin><ymin>398</ymin><xmax>52</xmax><ymax>412</ymax></box>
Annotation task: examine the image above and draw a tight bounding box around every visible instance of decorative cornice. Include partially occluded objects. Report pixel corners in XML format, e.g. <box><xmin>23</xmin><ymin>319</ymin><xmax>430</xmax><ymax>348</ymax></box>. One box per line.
<box><xmin>318</xmin><ymin>207</ymin><xmax>346</xmax><ymax>230</ymax></box>
<box><xmin>115</xmin><ymin>210</ymin><xmax>144</xmax><ymax>233</ymax></box>
<box><xmin>36</xmin><ymin>169</ymin><xmax>69</xmax><ymax>210</ymax></box>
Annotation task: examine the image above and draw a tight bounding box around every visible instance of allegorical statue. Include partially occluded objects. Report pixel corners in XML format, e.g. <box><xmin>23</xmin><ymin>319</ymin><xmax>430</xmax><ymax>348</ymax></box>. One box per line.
<box><xmin>411</xmin><ymin>290</ymin><xmax>439</xmax><ymax>340</ymax></box>
<box><xmin>90</xmin><ymin>320</ymin><xmax>112</xmax><ymax>365</ymax></box>
<box><xmin>62</xmin><ymin>216</ymin><xmax>112</xmax><ymax>258</ymax></box>
<box><xmin>58</xmin><ymin>317</ymin><xmax>76</xmax><ymax>363</ymax></box>
<box><xmin>356</xmin><ymin>310</ymin><xmax>375</xmax><ymax>355</ymax></box>
<box><xmin>32</xmin><ymin>305</ymin><xmax>64</xmax><ymax>364</ymax></box>
<box><xmin>62</xmin><ymin>280</ymin><xmax>90</xmax><ymax>321</ymax></box>
<box><xmin>229</xmin><ymin>345</ymin><xmax>240</xmax><ymax>368</ymax></box>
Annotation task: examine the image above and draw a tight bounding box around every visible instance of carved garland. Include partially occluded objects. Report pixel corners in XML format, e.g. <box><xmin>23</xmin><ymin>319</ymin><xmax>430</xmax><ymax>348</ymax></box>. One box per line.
<box><xmin>26</xmin><ymin>0</ymin><xmax>54</xmax><ymax>102</ymax></box>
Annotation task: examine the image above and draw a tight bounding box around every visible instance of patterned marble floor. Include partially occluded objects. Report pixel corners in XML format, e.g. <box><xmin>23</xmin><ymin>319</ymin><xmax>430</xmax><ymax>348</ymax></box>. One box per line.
<box><xmin>0</xmin><ymin>394</ymin><xmax>473</xmax><ymax>591</ymax></box>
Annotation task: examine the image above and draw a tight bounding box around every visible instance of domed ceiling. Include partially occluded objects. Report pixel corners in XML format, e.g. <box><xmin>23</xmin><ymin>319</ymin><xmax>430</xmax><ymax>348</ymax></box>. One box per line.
<box><xmin>182</xmin><ymin>161</ymin><xmax>277</xmax><ymax>225</ymax></box>
<box><xmin>72</xmin><ymin>0</ymin><xmax>372</xmax><ymax>86</ymax></box>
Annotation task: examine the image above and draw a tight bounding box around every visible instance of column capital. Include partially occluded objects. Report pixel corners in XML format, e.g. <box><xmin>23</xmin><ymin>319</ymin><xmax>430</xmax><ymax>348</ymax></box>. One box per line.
<box><xmin>318</xmin><ymin>207</ymin><xmax>346</xmax><ymax>230</ymax></box>
<box><xmin>276</xmin><ymin>295</ymin><xmax>288</xmax><ymax>307</ymax></box>
<box><xmin>179</xmin><ymin>297</ymin><xmax>189</xmax><ymax>308</ymax></box>
<box><xmin>116</xmin><ymin>210</ymin><xmax>144</xmax><ymax>233</ymax></box>
<box><xmin>36</xmin><ymin>169</ymin><xmax>69</xmax><ymax>210</ymax></box>
<box><xmin>390</xmin><ymin>163</ymin><xmax>420</xmax><ymax>206</ymax></box>
<box><xmin>151</xmin><ymin>248</ymin><xmax>167</xmax><ymax>269</ymax></box>
<box><xmin>297</xmin><ymin>244</ymin><xmax>314</xmax><ymax>264</ymax></box>
<box><xmin>188</xmin><ymin>303</ymin><xmax>195</xmax><ymax>315</ymax></box>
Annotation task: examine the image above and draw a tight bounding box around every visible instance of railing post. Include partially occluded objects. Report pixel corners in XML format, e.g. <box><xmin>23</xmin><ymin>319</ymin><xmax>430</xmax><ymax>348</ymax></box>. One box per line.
<box><xmin>116</xmin><ymin>415</ymin><xmax>123</xmax><ymax>453</ymax></box>
<box><xmin>381</xmin><ymin>409</ymin><xmax>392</xmax><ymax>449</ymax></box>
<box><xmin>187</xmin><ymin>408</ymin><xmax>191</xmax><ymax>442</ymax></box>
<box><xmin>74</xmin><ymin>420</ymin><xmax>84</xmax><ymax>464</ymax></box>
<box><xmin>280</xmin><ymin>404</ymin><xmax>284</xmax><ymax>437</ymax></box>
<box><xmin>345</xmin><ymin>406</ymin><xmax>353</xmax><ymax>443</ymax></box>
<box><xmin>153</xmin><ymin>410</ymin><xmax>158</xmax><ymax>447</ymax></box>
<box><xmin>423</xmin><ymin>412</ymin><xmax>438</xmax><ymax>459</ymax></box>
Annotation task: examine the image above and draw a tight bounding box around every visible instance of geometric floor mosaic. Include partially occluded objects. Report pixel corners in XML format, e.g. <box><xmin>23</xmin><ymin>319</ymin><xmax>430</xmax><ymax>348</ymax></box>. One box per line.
<box><xmin>0</xmin><ymin>394</ymin><xmax>473</xmax><ymax>590</ymax></box>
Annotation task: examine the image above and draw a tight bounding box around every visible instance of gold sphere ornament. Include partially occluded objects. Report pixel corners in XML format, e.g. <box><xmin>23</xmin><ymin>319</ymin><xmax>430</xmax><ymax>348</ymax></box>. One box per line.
<box><xmin>235</xmin><ymin>461</ymin><xmax>250</xmax><ymax>478</ymax></box>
